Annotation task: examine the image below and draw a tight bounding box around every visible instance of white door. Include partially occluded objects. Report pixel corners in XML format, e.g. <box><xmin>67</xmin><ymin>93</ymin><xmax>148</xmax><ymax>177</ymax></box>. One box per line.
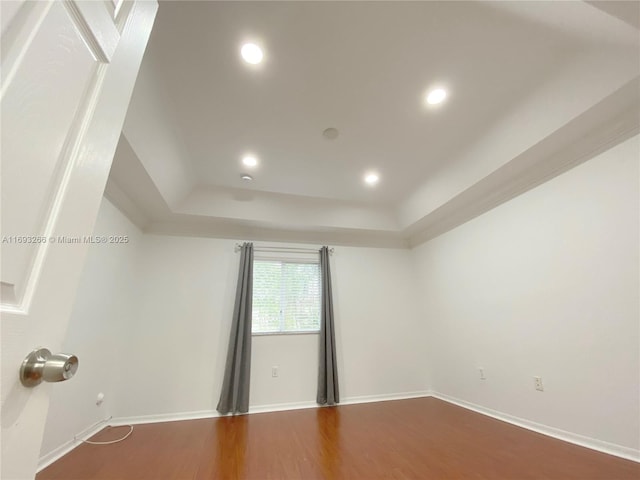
<box><xmin>1</xmin><ymin>1</ymin><xmax>157</xmax><ymax>478</ymax></box>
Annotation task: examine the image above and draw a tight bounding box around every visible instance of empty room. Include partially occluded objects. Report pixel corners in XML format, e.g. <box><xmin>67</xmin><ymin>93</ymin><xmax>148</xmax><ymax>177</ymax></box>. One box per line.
<box><xmin>1</xmin><ymin>1</ymin><xmax>639</xmax><ymax>479</ymax></box>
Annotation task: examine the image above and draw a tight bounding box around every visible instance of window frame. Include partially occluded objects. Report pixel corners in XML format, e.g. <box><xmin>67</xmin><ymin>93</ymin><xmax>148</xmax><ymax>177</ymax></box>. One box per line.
<box><xmin>251</xmin><ymin>256</ymin><xmax>322</xmax><ymax>336</ymax></box>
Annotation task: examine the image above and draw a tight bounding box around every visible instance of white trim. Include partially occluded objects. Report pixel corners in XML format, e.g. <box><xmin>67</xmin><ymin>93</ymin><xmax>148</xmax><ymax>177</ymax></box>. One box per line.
<box><xmin>431</xmin><ymin>391</ymin><xmax>640</xmax><ymax>463</ymax></box>
<box><xmin>62</xmin><ymin>1</ymin><xmax>116</xmax><ymax>63</ymax></box>
<box><xmin>339</xmin><ymin>390</ymin><xmax>431</xmax><ymax>406</ymax></box>
<box><xmin>109</xmin><ymin>391</ymin><xmax>432</xmax><ymax>426</ymax></box>
<box><xmin>245</xmin><ymin>400</ymin><xmax>318</xmax><ymax>415</ymax></box>
<box><xmin>110</xmin><ymin>409</ymin><xmax>221</xmax><ymax>426</ymax></box>
<box><xmin>248</xmin><ymin>391</ymin><xmax>433</xmax><ymax>415</ymax></box>
<box><xmin>37</xmin><ymin>416</ymin><xmax>111</xmax><ymax>472</ymax></box>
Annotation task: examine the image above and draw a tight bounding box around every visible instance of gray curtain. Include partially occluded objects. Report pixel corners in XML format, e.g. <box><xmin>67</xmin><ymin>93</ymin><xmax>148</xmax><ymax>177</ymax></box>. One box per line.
<box><xmin>217</xmin><ymin>242</ymin><xmax>253</xmax><ymax>414</ymax></box>
<box><xmin>317</xmin><ymin>246</ymin><xmax>339</xmax><ymax>406</ymax></box>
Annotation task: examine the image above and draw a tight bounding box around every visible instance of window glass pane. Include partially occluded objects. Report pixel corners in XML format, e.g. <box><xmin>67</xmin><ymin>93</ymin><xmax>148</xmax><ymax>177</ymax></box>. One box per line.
<box><xmin>252</xmin><ymin>261</ymin><xmax>282</xmax><ymax>333</ymax></box>
<box><xmin>252</xmin><ymin>260</ymin><xmax>320</xmax><ymax>334</ymax></box>
<box><xmin>282</xmin><ymin>262</ymin><xmax>320</xmax><ymax>331</ymax></box>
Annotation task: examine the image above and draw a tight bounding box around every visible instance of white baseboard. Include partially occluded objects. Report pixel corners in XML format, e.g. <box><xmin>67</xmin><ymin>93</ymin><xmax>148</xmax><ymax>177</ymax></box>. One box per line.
<box><xmin>431</xmin><ymin>391</ymin><xmax>640</xmax><ymax>463</ymax></box>
<box><xmin>247</xmin><ymin>400</ymin><xmax>317</xmax><ymax>415</ymax></box>
<box><xmin>109</xmin><ymin>390</ymin><xmax>432</xmax><ymax>425</ymax></box>
<box><xmin>37</xmin><ymin>416</ymin><xmax>111</xmax><ymax>472</ymax></box>
<box><xmin>110</xmin><ymin>409</ymin><xmax>221</xmax><ymax>426</ymax></box>
<box><xmin>340</xmin><ymin>390</ymin><xmax>431</xmax><ymax>406</ymax></box>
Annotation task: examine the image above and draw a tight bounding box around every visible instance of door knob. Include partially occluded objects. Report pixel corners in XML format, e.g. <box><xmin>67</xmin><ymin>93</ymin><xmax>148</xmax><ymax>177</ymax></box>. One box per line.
<box><xmin>20</xmin><ymin>348</ymin><xmax>79</xmax><ymax>387</ymax></box>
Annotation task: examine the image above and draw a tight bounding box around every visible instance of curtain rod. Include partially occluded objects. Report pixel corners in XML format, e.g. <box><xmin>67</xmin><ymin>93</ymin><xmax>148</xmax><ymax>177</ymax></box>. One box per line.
<box><xmin>234</xmin><ymin>243</ymin><xmax>333</xmax><ymax>254</ymax></box>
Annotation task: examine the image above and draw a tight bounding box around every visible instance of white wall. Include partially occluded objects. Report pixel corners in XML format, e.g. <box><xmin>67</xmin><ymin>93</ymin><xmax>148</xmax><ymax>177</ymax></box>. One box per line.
<box><xmin>251</xmin><ymin>247</ymin><xmax>428</xmax><ymax>407</ymax></box>
<box><xmin>331</xmin><ymin>247</ymin><xmax>427</xmax><ymax>399</ymax></box>
<box><xmin>112</xmin><ymin>237</ymin><xmax>427</xmax><ymax>418</ymax></box>
<box><xmin>113</xmin><ymin>235</ymin><xmax>236</xmax><ymax>418</ymax></box>
<box><xmin>412</xmin><ymin>135</ymin><xmax>639</xmax><ymax>451</ymax></box>
<box><xmin>40</xmin><ymin>198</ymin><xmax>142</xmax><ymax>459</ymax></box>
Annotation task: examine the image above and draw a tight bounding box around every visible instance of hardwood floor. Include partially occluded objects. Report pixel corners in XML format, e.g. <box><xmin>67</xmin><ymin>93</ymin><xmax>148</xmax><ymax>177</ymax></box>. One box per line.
<box><xmin>37</xmin><ymin>397</ymin><xmax>639</xmax><ymax>480</ymax></box>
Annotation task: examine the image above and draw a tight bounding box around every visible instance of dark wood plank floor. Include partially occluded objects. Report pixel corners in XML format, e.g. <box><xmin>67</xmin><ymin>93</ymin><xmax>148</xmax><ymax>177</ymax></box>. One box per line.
<box><xmin>38</xmin><ymin>397</ymin><xmax>639</xmax><ymax>480</ymax></box>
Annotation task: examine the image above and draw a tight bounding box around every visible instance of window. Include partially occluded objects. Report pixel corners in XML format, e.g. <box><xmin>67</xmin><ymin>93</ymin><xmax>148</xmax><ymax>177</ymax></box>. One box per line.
<box><xmin>252</xmin><ymin>259</ymin><xmax>321</xmax><ymax>334</ymax></box>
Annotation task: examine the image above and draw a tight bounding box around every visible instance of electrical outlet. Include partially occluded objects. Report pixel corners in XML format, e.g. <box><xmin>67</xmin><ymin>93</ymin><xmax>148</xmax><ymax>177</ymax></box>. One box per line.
<box><xmin>272</xmin><ymin>366</ymin><xmax>279</xmax><ymax>378</ymax></box>
<box><xmin>96</xmin><ymin>392</ymin><xmax>104</xmax><ymax>406</ymax></box>
<box><xmin>478</xmin><ymin>368</ymin><xmax>486</xmax><ymax>380</ymax></box>
<box><xmin>534</xmin><ymin>376</ymin><xmax>544</xmax><ymax>391</ymax></box>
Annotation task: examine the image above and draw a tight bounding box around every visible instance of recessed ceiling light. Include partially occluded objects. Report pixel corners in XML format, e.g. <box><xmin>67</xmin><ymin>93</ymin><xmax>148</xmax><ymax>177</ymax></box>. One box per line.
<box><xmin>426</xmin><ymin>88</ymin><xmax>447</xmax><ymax>105</ymax></box>
<box><xmin>241</xmin><ymin>174</ymin><xmax>253</xmax><ymax>181</ymax></box>
<box><xmin>242</xmin><ymin>155</ymin><xmax>258</xmax><ymax>168</ymax></box>
<box><xmin>364</xmin><ymin>172</ymin><xmax>380</xmax><ymax>186</ymax></box>
<box><xmin>241</xmin><ymin>43</ymin><xmax>263</xmax><ymax>64</ymax></box>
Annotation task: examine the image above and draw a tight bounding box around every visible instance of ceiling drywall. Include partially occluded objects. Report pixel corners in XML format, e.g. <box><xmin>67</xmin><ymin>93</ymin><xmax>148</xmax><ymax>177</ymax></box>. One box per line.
<box><xmin>107</xmin><ymin>0</ymin><xmax>640</xmax><ymax>247</ymax></box>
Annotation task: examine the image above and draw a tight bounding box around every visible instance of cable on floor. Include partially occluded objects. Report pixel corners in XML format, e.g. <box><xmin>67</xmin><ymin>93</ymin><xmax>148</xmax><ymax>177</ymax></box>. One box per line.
<box><xmin>80</xmin><ymin>425</ymin><xmax>134</xmax><ymax>445</ymax></box>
